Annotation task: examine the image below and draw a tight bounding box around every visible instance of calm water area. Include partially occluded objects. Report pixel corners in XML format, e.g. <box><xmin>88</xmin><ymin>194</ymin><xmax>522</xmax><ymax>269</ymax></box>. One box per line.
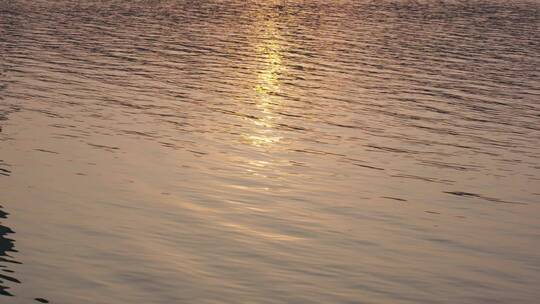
<box><xmin>0</xmin><ymin>0</ymin><xmax>539</xmax><ymax>303</ymax></box>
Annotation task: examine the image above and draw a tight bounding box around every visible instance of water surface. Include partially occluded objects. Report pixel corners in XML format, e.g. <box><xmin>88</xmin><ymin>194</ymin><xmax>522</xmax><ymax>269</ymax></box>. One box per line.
<box><xmin>1</xmin><ymin>0</ymin><xmax>539</xmax><ymax>303</ymax></box>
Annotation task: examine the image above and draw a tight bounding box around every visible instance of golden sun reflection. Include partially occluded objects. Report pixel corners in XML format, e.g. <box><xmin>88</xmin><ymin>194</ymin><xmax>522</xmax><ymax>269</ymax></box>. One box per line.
<box><xmin>242</xmin><ymin>19</ymin><xmax>286</xmax><ymax>148</ymax></box>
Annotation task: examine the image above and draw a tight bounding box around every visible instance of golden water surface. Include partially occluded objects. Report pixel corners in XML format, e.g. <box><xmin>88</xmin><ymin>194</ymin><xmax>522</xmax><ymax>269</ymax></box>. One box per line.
<box><xmin>0</xmin><ymin>0</ymin><xmax>539</xmax><ymax>303</ymax></box>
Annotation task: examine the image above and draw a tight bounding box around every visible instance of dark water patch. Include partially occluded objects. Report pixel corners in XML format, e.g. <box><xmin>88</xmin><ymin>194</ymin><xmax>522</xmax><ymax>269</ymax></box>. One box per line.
<box><xmin>381</xmin><ymin>196</ymin><xmax>407</xmax><ymax>202</ymax></box>
<box><xmin>34</xmin><ymin>149</ymin><xmax>60</xmax><ymax>154</ymax></box>
<box><xmin>352</xmin><ymin>163</ymin><xmax>385</xmax><ymax>171</ymax></box>
<box><xmin>392</xmin><ymin>173</ymin><xmax>454</xmax><ymax>184</ymax></box>
<box><xmin>0</xmin><ymin>166</ymin><xmax>10</xmax><ymax>177</ymax></box>
<box><xmin>0</xmin><ymin>206</ymin><xmax>20</xmax><ymax>297</ymax></box>
<box><xmin>87</xmin><ymin>143</ymin><xmax>120</xmax><ymax>151</ymax></box>
<box><xmin>444</xmin><ymin>191</ymin><xmax>528</xmax><ymax>205</ymax></box>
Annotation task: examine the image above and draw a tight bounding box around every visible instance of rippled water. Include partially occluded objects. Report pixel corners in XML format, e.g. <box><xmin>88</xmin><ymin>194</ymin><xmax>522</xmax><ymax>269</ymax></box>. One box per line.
<box><xmin>1</xmin><ymin>0</ymin><xmax>539</xmax><ymax>303</ymax></box>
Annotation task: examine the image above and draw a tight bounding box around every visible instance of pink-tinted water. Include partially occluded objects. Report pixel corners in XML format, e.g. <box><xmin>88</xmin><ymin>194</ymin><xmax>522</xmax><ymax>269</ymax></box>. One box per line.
<box><xmin>1</xmin><ymin>1</ymin><xmax>539</xmax><ymax>303</ymax></box>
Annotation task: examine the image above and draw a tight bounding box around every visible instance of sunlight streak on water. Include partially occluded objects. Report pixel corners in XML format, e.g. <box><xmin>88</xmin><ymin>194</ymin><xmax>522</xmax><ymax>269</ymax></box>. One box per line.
<box><xmin>244</xmin><ymin>18</ymin><xmax>285</xmax><ymax>148</ymax></box>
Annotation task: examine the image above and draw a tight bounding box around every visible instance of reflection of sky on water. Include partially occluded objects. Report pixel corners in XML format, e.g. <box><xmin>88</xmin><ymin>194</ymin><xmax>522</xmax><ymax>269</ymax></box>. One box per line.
<box><xmin>0</xmin><ymin>1</ymin><xmax>539</xmax><ymax>303</ymax></box>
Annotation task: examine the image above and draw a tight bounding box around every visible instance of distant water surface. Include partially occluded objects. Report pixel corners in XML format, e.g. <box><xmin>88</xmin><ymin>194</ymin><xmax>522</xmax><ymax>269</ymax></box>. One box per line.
<box><xmin>1</xmin><ymin>0</ymin><xmax>539</xmax><ymax>303</ymax></box>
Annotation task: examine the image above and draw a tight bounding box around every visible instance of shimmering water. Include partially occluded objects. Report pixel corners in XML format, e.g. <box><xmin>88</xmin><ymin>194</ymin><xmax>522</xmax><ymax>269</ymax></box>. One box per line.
<box><xmin>1</xmin><ymin>0</ymin><xmax>539</xmax><ymax>303</ymax></box>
